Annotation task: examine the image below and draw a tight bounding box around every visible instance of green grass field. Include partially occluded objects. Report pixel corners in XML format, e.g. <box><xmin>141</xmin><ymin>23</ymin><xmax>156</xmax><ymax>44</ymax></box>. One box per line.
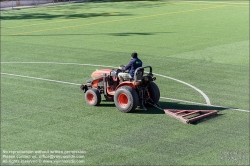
<box><xmin>1</xmin><ymin>0</ymin><xmax>249</xmax><ymax>165</ymax></box>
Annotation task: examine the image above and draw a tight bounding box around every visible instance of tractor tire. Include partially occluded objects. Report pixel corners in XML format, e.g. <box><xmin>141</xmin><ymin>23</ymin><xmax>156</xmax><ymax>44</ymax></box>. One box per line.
<box><xmin>148</xmin><ymin>82</ymin><xmax>160</xmax><ymax>103</ymax></box>
<box><xmin>114</xmin><ymin>86</ymin><xmax>139</xmax><ymax>113</ymax></box>
<box><xmin>85</xmin><ymin>88</ymin><xmax>101</xmax><ymax>106</ymax></box>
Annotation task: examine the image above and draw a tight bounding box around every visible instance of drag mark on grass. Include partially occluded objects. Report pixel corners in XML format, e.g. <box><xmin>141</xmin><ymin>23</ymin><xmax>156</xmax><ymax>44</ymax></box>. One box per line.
<box><xmin>3</xmin><ymin>5</ymin><xmax>226</xmax><ymax>36</ymax></box>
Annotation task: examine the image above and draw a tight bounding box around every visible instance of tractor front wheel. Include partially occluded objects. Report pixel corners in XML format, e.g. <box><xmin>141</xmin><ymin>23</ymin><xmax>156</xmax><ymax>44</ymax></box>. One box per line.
<box><xmin>114</xmin><ymin>86</ymin><xmax>139</xmax><ymax>113</ymax></box>
<box><xmin>85</xmin><ymin>88</ymin><xmax>101</xmax><ymax>106</ymax></box>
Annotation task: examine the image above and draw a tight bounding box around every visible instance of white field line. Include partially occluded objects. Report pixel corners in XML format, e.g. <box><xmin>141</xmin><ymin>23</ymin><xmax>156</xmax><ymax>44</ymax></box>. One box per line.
<box><xmin>1</xmin><ymin>61</ymin><xmax>211</xmax><ymax>105</ymax></box>
<box><xmin>153</xmin><ymin>73</ymin><xmax>211</xmax><ymax>105</ymax></box>
<box><xmin>0</xmin><ymin>61</ymin><xmax>116</xmax><ymax>68</ymax></box>
<box><xmin>1</xmin><ymin>72</ymin><xmax>81</xmax><ymax>86</ymax></box>
<box><xmin>1</xmin><ymin>71</ymin><xmax>249</xmax><ymax>113</ymax></box>
<box><xmin>182</xmin><ymin>1</ymin><xmax>249</xmax><ymax>5</ymax></box>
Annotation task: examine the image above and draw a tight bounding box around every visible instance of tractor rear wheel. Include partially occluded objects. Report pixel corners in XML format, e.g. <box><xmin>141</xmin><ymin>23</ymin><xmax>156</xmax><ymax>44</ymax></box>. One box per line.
<box><xmin>148</xmin><ymin>82</ymin><xmax>160</xmax><ymax>103</ymax></box>
<box><xmin>114</xmin><ymin>86</ymin><xmax>139</xmax><ymax>113</ymax></box>
<box><xmin>85</xmin><ymin>88</ymin><xmax>101</xmax><ymax>106</ymax></box>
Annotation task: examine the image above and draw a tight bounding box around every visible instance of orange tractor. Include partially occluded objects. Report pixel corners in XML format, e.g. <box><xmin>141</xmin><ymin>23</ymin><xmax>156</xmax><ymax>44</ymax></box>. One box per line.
<box><xmin>80</xmin><ymin>66</ymin><xmax>219</xmax><ymax>123</ymax></box>
<box><xmin>80</xmin><ymin>66</ymin><xmax>160</xmax><ymax>113</ymax></box>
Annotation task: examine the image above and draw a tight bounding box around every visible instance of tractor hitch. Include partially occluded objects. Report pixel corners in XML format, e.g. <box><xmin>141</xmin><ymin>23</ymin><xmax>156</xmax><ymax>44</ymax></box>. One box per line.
<box><xmin>80</xmin><ymin>84</ymin><xmax>88</xmax><ymax>93</ymax></box>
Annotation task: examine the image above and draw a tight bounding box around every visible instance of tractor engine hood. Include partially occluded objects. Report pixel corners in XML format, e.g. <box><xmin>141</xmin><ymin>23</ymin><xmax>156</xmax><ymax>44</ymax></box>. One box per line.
<box><xmin>91</xmin><ymin>69</ymin><xmax>112</xmax><ymax>79</ymax></box>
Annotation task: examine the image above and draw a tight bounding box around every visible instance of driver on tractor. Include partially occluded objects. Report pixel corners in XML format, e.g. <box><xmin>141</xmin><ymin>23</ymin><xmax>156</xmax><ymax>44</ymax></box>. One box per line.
<box><xmin>118</xmin><ymin>52</ymin><xmax>143</xmax><ymax>81</ymax></box>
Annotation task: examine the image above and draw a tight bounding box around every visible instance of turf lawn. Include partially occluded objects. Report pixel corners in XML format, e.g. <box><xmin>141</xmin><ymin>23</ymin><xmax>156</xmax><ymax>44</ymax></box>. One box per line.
<box><xmin>0</xmin><ymin>0</ymin><xmax>249</xmax><ymax>165</ymax></box>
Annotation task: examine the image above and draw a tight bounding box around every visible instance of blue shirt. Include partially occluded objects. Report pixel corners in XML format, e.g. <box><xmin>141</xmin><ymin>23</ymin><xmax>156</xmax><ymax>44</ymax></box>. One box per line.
<box><xmin>122</xmin><ymin>57</ymin><xmax>143</xmax><ymax>77</ymax></box>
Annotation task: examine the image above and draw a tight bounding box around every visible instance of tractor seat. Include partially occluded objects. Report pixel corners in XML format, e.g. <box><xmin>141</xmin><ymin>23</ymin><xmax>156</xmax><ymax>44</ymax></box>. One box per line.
<box><xmin>118</xmin><ymin>73</ymin><xmax>132</xmax><ymax>81</ymax></box>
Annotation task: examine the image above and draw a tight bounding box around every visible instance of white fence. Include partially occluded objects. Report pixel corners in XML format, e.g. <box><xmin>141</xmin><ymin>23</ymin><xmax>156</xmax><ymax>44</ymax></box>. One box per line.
<box><xmin>0</xmin><ymin>0</ymin><xmax>73</xmax><ymax>8</ymax></box>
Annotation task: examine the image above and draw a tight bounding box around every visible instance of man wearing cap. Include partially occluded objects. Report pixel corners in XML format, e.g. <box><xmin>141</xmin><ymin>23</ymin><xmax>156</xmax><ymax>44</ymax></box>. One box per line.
<box><xmin>118</xmin><ymin>52</ymin><xmax>143</xmax><ymax>81</ymax></box>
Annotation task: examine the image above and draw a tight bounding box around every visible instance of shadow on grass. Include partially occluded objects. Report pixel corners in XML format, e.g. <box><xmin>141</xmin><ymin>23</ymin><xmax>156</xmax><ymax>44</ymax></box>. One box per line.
<box><xmin>86</xmin><ymin>0</ymin><xmax>163</xmax><ymax>2</ymax></box>
<box><xmin>133</xmin><ymin>101</ymin><xmax>226</xmax><ymax>124</ymax></box>
<box><xmin>7</xmin><ymin>32</ymin><xmax>174</xmax><ymax>36</ymax></box>
<box><xmin>97</xmin><ymin>100</ymin><xmax>225</xmax><ymax>124</ymax></box>
<box><xmin>0</xmin><ymin>12</ymin><xmax>131</xmax><ymax>20</ymax></box>
<box><xmin>68</xmin><ymin>0</ymin><xmax>171</xmax><ymax>7</ymax></box>
<box><xmin>1</xmin><ymin>0</ymin><xmax>175</xmax><ymax>20</ymax></box>
<box><xmin>99</xmin><ymin>103</ymin><xmax>115</xmax><ymax>107</ymax></box>
<box><xmin>109</xmin><ymin>32</ymin><xmax>174</xmax><ymax>36</ymax></box>
<box><xmin>134</xmin><ymin>101</ymin><xmax>226</xmax><ymax>114</ymax></box>
<box><xmin>99</xmin><ymin>100</ymin><xmax>226</xmax><ymax>113</ymax></box>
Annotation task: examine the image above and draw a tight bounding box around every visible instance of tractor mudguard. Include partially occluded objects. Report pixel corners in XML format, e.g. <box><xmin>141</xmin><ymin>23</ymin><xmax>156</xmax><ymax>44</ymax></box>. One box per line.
<box><xmin>115</xmin><ymin>82</ymin><xmax>136</xmax><ymax>90</ymax></box>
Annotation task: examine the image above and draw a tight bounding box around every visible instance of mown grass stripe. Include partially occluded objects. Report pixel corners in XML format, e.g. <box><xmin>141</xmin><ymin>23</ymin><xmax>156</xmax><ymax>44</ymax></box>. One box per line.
<box><xmin>3</xmin><ymin>5</ymin><xmax>226</xmax><ymax>36</ymax></box>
